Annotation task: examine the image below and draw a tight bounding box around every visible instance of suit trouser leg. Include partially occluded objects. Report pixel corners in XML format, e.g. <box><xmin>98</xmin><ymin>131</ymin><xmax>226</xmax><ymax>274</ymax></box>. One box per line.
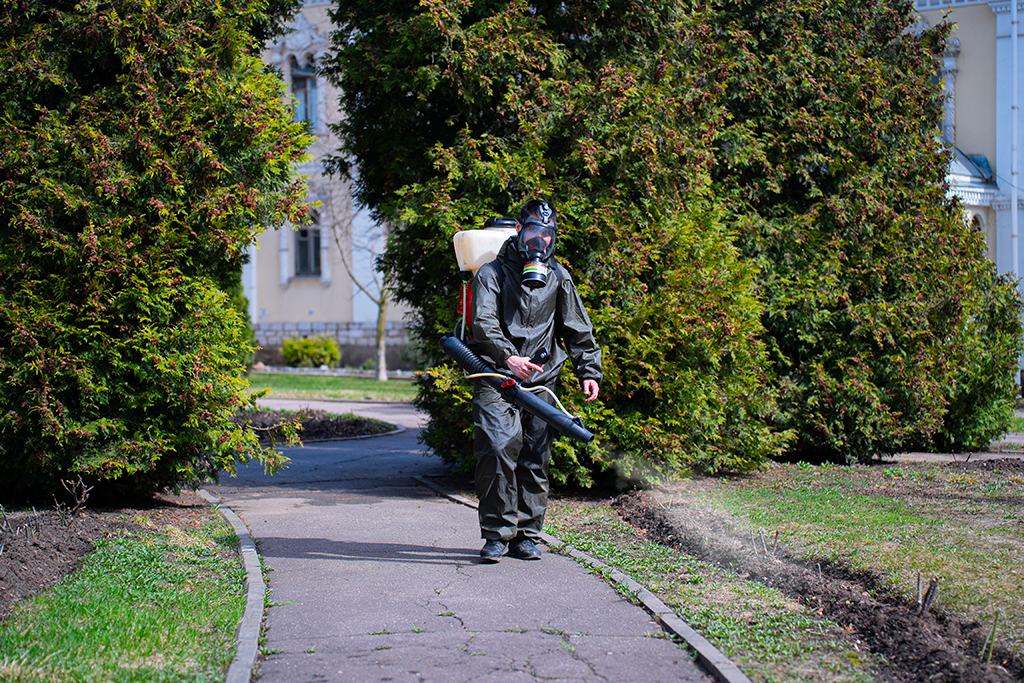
<box><xmin>473</xmin><ymin>380</ymin><xmax>554</xmax><ymax>542</ymax></box>
<box><xmin>474</xmin><ymin>381</ymin><xmax>522</xmax><ymax>541</ymax></box>
<box><xmin>515</xmin><ymin>403</ymin><xmax>554</xmax><ymax>541</ymax></box>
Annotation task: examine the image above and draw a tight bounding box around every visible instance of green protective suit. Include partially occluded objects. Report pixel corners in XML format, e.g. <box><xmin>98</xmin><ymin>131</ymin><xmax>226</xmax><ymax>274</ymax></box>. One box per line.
<box><xmin>471</xmin><ymin>237</ymin><xmax>602</xmax><ymax>541</ymax></box>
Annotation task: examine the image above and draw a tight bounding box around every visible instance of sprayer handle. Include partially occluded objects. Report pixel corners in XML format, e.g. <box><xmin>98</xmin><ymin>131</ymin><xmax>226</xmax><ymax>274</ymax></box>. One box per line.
<box><xmin>530</xmin><ymin>347</ymin><xmax>551</xmax><ymax>367</ymax></box>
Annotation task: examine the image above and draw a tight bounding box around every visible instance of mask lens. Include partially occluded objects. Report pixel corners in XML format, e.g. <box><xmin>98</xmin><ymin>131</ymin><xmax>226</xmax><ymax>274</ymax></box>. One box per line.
<box><xmin>521</xmin><ymin>224</ymin><xmax>555</xmax><ymax>248</ymax></box>
<box><xmin>524</xmin><ymin>237</ymin><xmax>547</xmax><ymax>254</ymax></box>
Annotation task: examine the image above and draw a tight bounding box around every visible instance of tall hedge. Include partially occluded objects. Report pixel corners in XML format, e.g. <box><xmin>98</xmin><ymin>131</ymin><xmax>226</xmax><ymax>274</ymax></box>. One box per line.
<box><xmin>325</xmin><ymin>0</ymin><xmax>788</xmax><ymax>483</ymax></box>
<box><xmin>708</xmin><ymin>0</ymin><xmax>1023</xmax><ymax>461</ymax></box>
<box><xmin>0</xmin><ymin>0</ymin><xmax>312</xmax><ymax>501</ymax></box>
<box><xmin>324</xmin><ymin>0</ymin><xmax>1022</xmax><ymax>478</ymax></box>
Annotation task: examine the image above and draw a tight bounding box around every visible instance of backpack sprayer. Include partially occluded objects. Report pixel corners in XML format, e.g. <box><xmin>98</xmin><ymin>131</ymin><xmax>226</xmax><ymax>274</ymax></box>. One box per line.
<box><xmin>439</xmin><ymin>218</ymin><xmax>595</xmax><ymax>445</ymax></box>
<box><xmin>451</xmin><ymin>217</ymin><xmax>516</xmax><ymax>341</ymax></box>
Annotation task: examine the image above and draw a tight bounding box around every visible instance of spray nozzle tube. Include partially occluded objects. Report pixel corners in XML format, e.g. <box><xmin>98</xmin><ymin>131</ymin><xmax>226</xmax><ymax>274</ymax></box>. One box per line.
<box><xmin>439</xmin><ymin>335</ymin><xmax>595</xmax><ymax>444</ymax></box>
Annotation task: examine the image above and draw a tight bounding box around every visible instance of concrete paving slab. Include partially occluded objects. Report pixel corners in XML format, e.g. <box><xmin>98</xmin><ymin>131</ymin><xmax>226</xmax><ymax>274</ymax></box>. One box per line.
<box><xmin>218</xmin><ymin>492</ymin><xmax>706</xmax><ymax>681</ymax></box>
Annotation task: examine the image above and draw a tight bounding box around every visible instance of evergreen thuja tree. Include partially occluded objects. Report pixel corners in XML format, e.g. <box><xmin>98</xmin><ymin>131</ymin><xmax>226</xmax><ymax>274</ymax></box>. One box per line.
<box><xmin>708</xmin><ymin>0</ymin><xmax>1023</xmax><ymax>462</ymax></box>
<box><xmin>0</xmin><ymin>0</ymin><xmax>312</xmax><ymax>501</ymax></box>
<box><xmin>325</xmin><ymin>0</ymin><xmax>788</xmax><ymax>483</ymax></box>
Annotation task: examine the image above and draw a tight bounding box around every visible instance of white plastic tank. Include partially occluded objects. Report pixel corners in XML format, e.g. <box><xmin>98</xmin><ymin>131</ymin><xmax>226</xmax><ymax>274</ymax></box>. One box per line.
<box><xmin>452</xmin><ymin>218</ymin><xmax>517</xmax><ymax>274</ymax></box>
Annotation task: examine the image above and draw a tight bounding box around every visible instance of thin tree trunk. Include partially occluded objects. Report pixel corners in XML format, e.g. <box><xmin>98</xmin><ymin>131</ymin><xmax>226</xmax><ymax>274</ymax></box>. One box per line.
<box><xmin>375</xmin><ymin>291</ymin><xmax>388</xmax><ymax>381</ymax></box>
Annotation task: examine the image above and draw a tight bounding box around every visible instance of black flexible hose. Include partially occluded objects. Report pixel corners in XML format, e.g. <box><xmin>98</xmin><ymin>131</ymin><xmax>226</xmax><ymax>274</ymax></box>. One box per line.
<box><xmin>439</xmin><ymin>335</ymin><xmax>595</xmax><ymax>444</ymax></box>
<box><xmin>439</xmin><ymin>334</ymin><xmax>492</xmax><ymax>376</ymax></box>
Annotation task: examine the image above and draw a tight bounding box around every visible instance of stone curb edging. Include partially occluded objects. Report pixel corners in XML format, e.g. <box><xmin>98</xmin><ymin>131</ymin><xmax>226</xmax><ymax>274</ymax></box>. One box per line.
<box><xmin>412</xmin><ymin>475</ymin><xmax>752</xmax><ymax>683</ymax></box>
<box><xmin>198</xmin><ymin>489</ymin><xmax>263</xmax><ymax>683</ymax></box>
<box><xmin>192</xmin><ymin>425</ymin><xmax>407</xmax><ymax>683</ymax></box>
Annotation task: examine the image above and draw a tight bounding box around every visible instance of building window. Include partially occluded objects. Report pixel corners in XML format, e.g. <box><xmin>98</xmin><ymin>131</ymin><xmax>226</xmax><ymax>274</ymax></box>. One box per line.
<box><xmin>296</xmin><ymin>211</ymin><xmax>321</xmax><ymax>277</ymax></box>
<box><xmin>290</xmin><ymin>55</ymin><xmax>318</xmax><ymax>128</ymax></box>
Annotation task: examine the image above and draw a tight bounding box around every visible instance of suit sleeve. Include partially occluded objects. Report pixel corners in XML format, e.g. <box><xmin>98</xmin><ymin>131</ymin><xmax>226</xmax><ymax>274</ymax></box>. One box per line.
<box><xmin>557</xmin><ymin>275</ymin><xmax>603</xmax><ymax>384</ymax></box>
<box><xmin>471</xmin><ymin>263</ymin><xmax>517</xmax><ymax>369</ymax></box>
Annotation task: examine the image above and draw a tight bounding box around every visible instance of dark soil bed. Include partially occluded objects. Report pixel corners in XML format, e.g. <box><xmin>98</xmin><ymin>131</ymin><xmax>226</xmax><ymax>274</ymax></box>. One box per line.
<box><xmin>612</xmin><ymin>458</ymin><xmax>1024</xmax><ymax>683</ymax></box>
<box><xmin>234</xmin><ymin>408</ymin><xmax>396</xmax><ymax>444</ymax></box>
<box><xmin>0</xmin><ymin>493</ymin><xmax>209</xmax><ymax>619</ymax></box>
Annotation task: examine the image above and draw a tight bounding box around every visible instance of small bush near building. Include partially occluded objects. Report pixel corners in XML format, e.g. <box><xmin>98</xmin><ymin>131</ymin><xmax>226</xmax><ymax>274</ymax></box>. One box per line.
<box><xmin>282</xmin><ymin>335</ymin><xmax>342</xmax><ymax>368</ymax></box>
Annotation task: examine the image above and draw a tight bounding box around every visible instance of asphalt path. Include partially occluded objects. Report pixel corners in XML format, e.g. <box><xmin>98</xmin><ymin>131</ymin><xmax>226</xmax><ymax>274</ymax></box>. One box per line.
<box><xmin>206</xmin><ymin>399</ymin><xmax>713</xmax><ymax>683</ymax></box>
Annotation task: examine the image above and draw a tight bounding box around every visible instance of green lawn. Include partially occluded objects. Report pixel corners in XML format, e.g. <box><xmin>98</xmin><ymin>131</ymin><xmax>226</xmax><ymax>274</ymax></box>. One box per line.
<box><xmin>246</xmin><ymin>372</ymin><xmax>417</xmax><ymax>402</ymax></box>
<box><xmin>546</xmin><ymin>503</ymin><xmax>875</xmax><ymax>683</ymax></box>
<box><xmin>572</xmin><ymin>461</ymin><xmax>1023</xmax><ymax>681</ymax></box>
<box><xmin>0</xmin><ymin>509</ymin><xmax>243</xmax><ymax>683</ymax></box>
<box><xmin>688</xmin><ymin>463</ymin><xmax>1024</xmax><ymax>644</ymax></box>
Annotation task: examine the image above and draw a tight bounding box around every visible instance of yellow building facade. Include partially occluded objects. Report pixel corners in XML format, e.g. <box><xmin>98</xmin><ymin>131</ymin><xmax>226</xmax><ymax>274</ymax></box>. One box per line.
<box><xmin>917</xmin><ymin>0</ymin><xmax>1023</xmax><ymax>273</ymax></box>
<box><xmin>243</xmin><ymin>0</ymin><xmax>410</xmax><ymax>368</ymax></box>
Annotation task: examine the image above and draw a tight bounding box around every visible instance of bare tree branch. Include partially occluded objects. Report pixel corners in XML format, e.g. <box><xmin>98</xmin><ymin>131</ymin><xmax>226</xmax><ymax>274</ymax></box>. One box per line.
<box><xmin>318</xmin><ymin>178</ymin><xmax>391</xmax><ymax>380</ymax></box>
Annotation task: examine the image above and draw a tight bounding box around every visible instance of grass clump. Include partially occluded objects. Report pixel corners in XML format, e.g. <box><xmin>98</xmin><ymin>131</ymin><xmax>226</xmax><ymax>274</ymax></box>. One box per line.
<box><xmin>0</xmin><ymin>510</ymin><xmax>244</xmax><ymax>683</ymax></box>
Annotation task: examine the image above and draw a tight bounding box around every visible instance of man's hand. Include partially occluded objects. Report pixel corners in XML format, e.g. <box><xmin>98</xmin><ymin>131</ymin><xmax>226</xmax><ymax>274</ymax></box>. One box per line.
<box><xmin>507</xmin><ymin>355</ymin><xmax>543</xmax><ymax>380</ymax></box>
<box><xmin>582</xmin><ymin>379</ymin><xmax>599</xmax><ymax>402</ymax></box>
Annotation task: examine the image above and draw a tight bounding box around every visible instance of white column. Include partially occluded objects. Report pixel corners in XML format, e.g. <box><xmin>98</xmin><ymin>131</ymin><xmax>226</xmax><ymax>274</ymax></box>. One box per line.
<box><xmin>1012</xmin><ymin>0</ymin><xmax>1020</xmax><ymax>284</ymax></box>
<box><xmin>941</xmin><ymin>39</ymin><xmax>960</xmax><ymax>144</ymax></box>
<box><xmin>278</xmin><ymin>227</ymin><xmax>291</xmax><ymax>289</ymax></box>
<box><xmin>994</xmin><ymin>0</ymin><xmax>1024</xmax><ymax>378</ymax></box>
<box><xmin>992</xmin><ymin>2</ymin><xmax>1024</xmax><ymax>279</ymax></box>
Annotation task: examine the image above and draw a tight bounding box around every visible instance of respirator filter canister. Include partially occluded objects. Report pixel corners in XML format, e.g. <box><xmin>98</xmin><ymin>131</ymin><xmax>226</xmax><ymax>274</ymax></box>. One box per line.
<box><xmin>521</xmin><ymin>259</ymin><xmax>549</xmax><ymax>288</ymax></box>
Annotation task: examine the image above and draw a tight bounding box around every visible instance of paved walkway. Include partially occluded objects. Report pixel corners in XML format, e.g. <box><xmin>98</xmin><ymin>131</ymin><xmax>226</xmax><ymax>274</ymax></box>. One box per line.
<box><xmin>206</xmin><ymin>399</ymin><xmax>713</xmax><ymax>683</ymax></box>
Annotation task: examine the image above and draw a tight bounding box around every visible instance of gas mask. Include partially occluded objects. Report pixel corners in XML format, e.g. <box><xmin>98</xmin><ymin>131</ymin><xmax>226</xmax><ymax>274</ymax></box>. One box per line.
<box><xmin>517</xmin><ymin>218</ymin><xmax>557</xmax><ymax>289</ymax></box>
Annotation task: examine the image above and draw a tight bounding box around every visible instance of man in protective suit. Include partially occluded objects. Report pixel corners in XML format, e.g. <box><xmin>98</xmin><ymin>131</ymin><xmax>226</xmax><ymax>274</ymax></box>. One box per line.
<box><xmin>471</xmin><ymin>199</ymin><xmax>602</xmax><ymax>562</ymax></box>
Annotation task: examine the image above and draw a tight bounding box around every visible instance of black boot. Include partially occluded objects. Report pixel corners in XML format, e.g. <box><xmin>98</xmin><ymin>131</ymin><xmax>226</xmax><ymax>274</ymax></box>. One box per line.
<box><xmin>508</xmin><ymin>537</ymin><xmax>541</xmax><ymax>560</ymax></box>
<box><xmin>480</xmin><ymin>539</ymin><xmax>507</xmax><ymax>563</ymax></box>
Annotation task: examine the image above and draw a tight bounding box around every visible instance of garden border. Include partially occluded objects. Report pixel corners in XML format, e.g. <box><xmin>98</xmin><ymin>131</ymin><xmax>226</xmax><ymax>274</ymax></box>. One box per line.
<box><xmin>197</xmin><ymin>489</ymin><xmax>264</xmax><ymax>683</ymax></box>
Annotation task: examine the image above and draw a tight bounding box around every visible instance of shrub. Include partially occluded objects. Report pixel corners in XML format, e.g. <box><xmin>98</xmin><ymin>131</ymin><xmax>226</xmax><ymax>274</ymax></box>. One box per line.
<box><xmin>0</xmin><ymin>273</ymin><xmax>287</xmax><ymax>499</ymax></box>
<box><xmin>708</xmin><ymin>0</ymin><xmax>1023</xmax><ymax>461</ymax></box>
<box><xmin>915</xmin><ymin>263</ymin><xmax>1024</xmax><ymax>453</ymax></box>
<box><xmin>582</xmin><ymin>207</ymin><xmax>791</xmax><ymax>479</ymax></box>
<box><xmin>330</xmin><ymin>0</ymin><xmax>787</xmax><ymax>482</ymax></box>
<box><xmin>0</xmin><ymin>0</ymin><xmax>310</xmax><ymax>501</ymax></box>
<box><xmin>413</xmin><ymin>365</ymin><xmax>474</xmax><ymax>473</ymax></box>
<box><xmin>327</xmin><ymin>0</ymin><xmax>1021</xmax><ymax>474</ymax></box>
<box><xmin>282</xmin><ymin>336</ymin><xmax>342</xmax><ymax>368</ymax></box>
